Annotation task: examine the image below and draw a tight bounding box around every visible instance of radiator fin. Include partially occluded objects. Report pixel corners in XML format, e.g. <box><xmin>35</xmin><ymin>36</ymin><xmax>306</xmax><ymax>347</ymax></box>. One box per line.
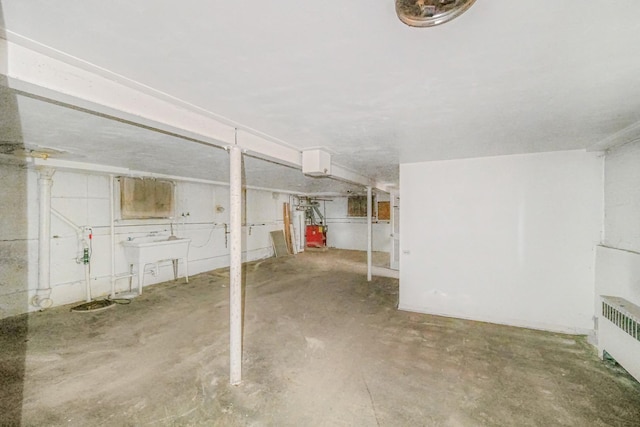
<box><xmin>602</xmin><ymin>296</ymin><xmax>640</xmax><ymax>342</ymax></box>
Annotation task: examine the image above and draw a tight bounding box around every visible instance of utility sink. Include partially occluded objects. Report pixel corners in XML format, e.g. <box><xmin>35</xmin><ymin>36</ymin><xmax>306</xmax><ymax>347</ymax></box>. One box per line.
<box><xmin>122</xmin><ymin>237</ymin><xmax>191</xmax><ymax>295</ymax></box>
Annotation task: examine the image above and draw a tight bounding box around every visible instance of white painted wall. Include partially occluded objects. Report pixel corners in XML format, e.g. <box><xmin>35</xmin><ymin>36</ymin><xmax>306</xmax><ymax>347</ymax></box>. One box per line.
<box><xmin>0</xmin><ymin>166</ymin><xmax>292</xmax><ymax>317</ymax></box>
<box><xmin>323</xmin><ymin>196</ymin><xmax>391</xmax><ymax>253</ymax></box>
<box><xmin>594</xmin><ymin>140</ymin><xmax>640</xmax><ymax>380</ymax></box>
<box><xmin>399</xmin><ymin>150</ymin><xmax>603</xmax><ymax>334</ymax></box>
<box><xmin>0</xmin><ymin>163</ymin><xmax>38</xmax><ymax>318</ymax></box>
<box><xmin>595</xmin><ymin>139</ymin><xmax>640</xmax><ymax>309</ymax></box>
<box><xmin>603</xmin><ymin>141</ymin><xmax>640</xmax><ymax>253</ymax></box>
<box><xmin>595</xmin><ymin>246</ymin><xmax>640</xmax><ymax>311</ymax></box>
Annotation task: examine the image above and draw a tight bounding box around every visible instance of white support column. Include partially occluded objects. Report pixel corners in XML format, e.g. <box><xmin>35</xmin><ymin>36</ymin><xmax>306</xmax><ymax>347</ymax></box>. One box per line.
<box><xmin>110</xmin><ymin>175</ymin><xmax>116</xmax><ymax>298</ymax></box>
<box><xmin>390</xmin><ymin>191</ymin><xmax>400</xmax><ymax>271</ymax></box>
<box><xmin>35</xmin><ymin>167</ymin><xmax>55</xmax><ymax>309</ymax></box>
<box><xmin>229</xmin><ymin>145</ymin><xmax>243</xmax><ymax>385</ymax></box>
<box><xmin>367</xmin><ymin>186</ymin><xmax>373</xmax><ymax>282</ymax></box>
<box><xmin>3</xmin><ymin>40</ymin><xmax>381</xmax><ymax>191</ymax></box>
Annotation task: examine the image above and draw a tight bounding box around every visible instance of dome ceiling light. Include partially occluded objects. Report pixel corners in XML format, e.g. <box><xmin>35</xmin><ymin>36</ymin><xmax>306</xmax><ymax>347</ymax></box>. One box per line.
<box><xmin>395</xmin><ymin>0</ymin><xmax>476</xmax><ymax>27</ymax></box>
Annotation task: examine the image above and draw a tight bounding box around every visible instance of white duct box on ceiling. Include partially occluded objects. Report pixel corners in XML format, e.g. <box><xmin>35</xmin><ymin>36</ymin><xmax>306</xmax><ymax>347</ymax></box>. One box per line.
<box><xmin>302</xmin><ymin>149</ymin><xmax>331</xmax><ymax>176</ymax></box>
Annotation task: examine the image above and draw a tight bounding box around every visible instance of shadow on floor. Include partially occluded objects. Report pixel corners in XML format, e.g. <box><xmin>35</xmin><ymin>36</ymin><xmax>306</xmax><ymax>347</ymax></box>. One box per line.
<box><xmin>0</xmin><ymin>2</ymin><xmax>30</xmax><ymax>424</ymax></box>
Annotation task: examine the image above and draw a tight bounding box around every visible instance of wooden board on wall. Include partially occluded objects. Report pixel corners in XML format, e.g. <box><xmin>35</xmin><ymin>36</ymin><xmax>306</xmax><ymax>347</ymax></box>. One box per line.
<box><xmin>378</xmin><ymin>201</ymin><xmax>390</xmax><ymax>221</ymax></box>
<box><xmin>283</xmin><ymin>202</ymin><xmax>293</xmax><ymax>254</ymax></box>
<box><xmin>120</xmin><ymin>177</ymin><xmax>174</xmax><ymax>219</ymax></box>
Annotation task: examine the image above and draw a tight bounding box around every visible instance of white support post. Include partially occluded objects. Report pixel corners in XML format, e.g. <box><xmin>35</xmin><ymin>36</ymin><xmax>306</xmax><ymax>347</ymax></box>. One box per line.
<box><xmin>35</xmin><ymin>167</ymin><xmax>55</xmax><ymax>309</ymax></box>
<box><xmin>390</xmin><ymin>191</ymin><xmax>400</xmax><ymax>271</ymax></box>
<box><xmin>110</xmin><ymin>175</ymin><xmax>116</xmax><ymax>298</ymax></box>
<box><xmin>229</xmin><ymin>145</ymin><xmax>243</xmax><ymax>385</ymax></box>
<box><xmin>367</xmin><ymin>186</ymin><xmax>372</xmax><ymax>282</ymax></box>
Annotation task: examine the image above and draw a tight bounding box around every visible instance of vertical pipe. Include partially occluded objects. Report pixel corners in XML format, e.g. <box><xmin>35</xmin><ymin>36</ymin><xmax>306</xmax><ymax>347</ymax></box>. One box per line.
<box><xmin>85</xmin><ymin>264</ymin><xmax>91</xmax><ymax>302</ymax></box>
<box><xmin>229</xmin><ymin>145</ymin><xmax>243</xmax><ymax>385</ymax></box>
<box><xmin>367</xmin><ymin>186</ymin><xmax>372</xmax><ymax>282</ymax></box>
<box><xmin>36</xmin><ymin>167</ymin><xmax>55</xmax><ymax>308</ymax></box>
<box><xmin>110</xmin><ymin>175</ymin><xmax>116</xmax><ymax>298</ymax></box>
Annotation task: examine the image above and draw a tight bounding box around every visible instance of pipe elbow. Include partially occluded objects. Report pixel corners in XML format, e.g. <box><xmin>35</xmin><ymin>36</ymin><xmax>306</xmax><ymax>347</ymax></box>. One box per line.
<box><xmin>32</xmin><ymin>294</ymin><xmax>53</xmax><ymax>309</ymax></box>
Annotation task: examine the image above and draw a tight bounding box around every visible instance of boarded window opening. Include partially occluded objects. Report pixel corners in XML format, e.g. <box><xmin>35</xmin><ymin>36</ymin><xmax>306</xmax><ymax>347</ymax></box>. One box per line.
<box><xmin>377</xmin><ymin>201</ymin><xmax>390</xmax><ymax>221</ymax></box>
<box><xmin>120</xmin><ymin>177</ymin><xmax>174</xmax><ymax>219</ymax></box>
<box><xmin>348</xmin><ymin>195</ymin><xmax>375</xmax><ymax>218</ymax></box>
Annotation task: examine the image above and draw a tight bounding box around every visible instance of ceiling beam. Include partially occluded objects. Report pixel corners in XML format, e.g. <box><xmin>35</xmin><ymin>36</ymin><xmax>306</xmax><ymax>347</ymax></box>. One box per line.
<box><xmin>0</xmin><ymin>37</ymin><xmax>236</xmax><ymax>146</ymax></box>
<box><xmin>330</xmin><ymin>164</ymin><xmax>375</xmax><ymax>188</ymax></box>
<box><xmin>29</xmin><ymin>157</ymin><xmax>304</xmax><ymax>195</ymax></box>
<box><xmin>588</xmin><ymin>120</ymin><xmax>640</xmax><ymax>153</ymax></box>
<box><xmin>0</xmin><ymin>36</ymin><xmax>378</xmax><ymax>189</ymax></box>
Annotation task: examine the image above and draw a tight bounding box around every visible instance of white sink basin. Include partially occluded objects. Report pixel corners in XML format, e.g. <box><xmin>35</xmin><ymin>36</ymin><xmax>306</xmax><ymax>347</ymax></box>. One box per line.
<box><xmin>122</xmin><ymin>237</ymin><xmax>191</xmax><ymax>295</ymax></box>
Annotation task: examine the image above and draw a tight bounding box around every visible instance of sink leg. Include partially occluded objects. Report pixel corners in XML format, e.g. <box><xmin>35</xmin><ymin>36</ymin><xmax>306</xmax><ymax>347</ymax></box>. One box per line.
<box><xmin>128</xmin><ymin>264</ymin><xmax>133</xmax><ymax>291</ymax></box>
<box><xmin>172</xmin><ymin>259</ymin><xmax>178</xmax><ymax>280</ymax></box>
<box><xmin>137</xmin><ymin>262</ymin><xmax>144</xmax><ymax>295</ymax></box>
<box><xmin>184</xmin><ymin>257</ymin><xmax>189</xmax><ymax>283</ymax></box>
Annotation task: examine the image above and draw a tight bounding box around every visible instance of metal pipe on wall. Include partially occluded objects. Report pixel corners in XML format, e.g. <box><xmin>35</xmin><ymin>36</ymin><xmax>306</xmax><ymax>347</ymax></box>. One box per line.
<box><xmin>84</xmin><ymin>263</ymin><xmax>91</xmax><ymax>302</ymax></box>
<box><xmin>35</xmin><ymin>167</ymin><xmax>55</xmax><ymax>309</ymax></box>
<box><xmin>50</xmin><ymin>206</ymin><xmax>93</xmax><ymax>303</ymax></box>
<box><xmin>57</xmin><ymin>211</ymin><xmax>90</xmax><ymax>302</ymax></box>
<box><xmin>229</xmin><ymin>144</ymin><xmax>243</xmax><ymax>385</ymax></box>
<box><xmin>367</xmin><ymin>186</ymin><xmax>372</xmax><ymax>282</ymax></box>
<box><xmin>51</xmin><ymin>208</ymin><xmax>83</xmax><ymax>238</ymax></box>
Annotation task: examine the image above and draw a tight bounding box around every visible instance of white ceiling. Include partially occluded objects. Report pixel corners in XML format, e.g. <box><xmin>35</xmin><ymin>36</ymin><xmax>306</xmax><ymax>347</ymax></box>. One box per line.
<box><xmin>2</xmin><ymin>1</ymin><xmax>640</xmax><ymax>192</ymax></box>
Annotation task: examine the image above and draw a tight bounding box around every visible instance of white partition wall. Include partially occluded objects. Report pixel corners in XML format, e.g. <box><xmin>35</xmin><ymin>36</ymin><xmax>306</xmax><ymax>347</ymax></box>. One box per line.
<box><xmin>594</xmin><ymin>139</ymin><xmax>640</xmax><ymax>381</ymax></box>
<box><xmin>603</xmin><ymin>140</ymin><xmax>640</xmax><ymax>253</ymax></box>
<box><xmin>399</xmin><ymin>150</ymin><xmax>603</xmax><ymax>334</ymax></box>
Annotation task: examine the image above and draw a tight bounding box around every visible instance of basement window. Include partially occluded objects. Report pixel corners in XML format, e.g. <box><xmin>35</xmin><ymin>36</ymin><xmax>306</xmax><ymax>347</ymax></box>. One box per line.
<box><xmin>348</xmin><ymin>196</ymin><xmax>375</xmax><ymax>218</ymax></box>
<box><xmin>119</xmin><ymin>177</ymin><xmax>175</xmax><ymax>219</ymax></box>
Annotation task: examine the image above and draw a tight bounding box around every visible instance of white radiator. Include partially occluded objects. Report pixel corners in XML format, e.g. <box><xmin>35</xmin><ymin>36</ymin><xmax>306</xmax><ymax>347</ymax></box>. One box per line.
<box><xmin>599</xmin><ymin>296</ymin><xmax>640</xmax><ymax>382</ymax></box>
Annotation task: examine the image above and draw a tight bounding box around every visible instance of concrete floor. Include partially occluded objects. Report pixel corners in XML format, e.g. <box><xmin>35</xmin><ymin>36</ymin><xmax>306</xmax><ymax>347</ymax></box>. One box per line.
<box><xmin>2</xmin><ymin>249</ymin><xmax>640</xmax><ymax>426</ymax></box>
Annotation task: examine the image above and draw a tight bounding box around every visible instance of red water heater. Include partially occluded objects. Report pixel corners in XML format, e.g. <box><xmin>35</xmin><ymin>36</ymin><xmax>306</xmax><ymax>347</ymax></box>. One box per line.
<box><xmin>306</xmin><ymin>225</ymin><xmax>326</xmax><ymax>248</ymax></box>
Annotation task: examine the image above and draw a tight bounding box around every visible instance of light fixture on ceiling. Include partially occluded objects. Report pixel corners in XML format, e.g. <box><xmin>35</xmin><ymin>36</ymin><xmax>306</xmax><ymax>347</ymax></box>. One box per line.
<box><xmin>395</xmin><ymin>0</ymin><xmax>476</xmax><ymax>28</ymax></box>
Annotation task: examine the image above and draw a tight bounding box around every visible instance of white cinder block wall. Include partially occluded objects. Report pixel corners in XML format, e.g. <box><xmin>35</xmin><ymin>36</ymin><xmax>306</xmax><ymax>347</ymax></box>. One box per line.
<box><xmin>399</xmin><ymin>150</ymin><xmax>603</xmax><ymax>334</ymax></box>
<box><xmin>323</xmin><ymin>195</ymin><xmax>391</xmax><ymax>252</ymax></box>
<box><xmin>0</xmin><ymin>167</ymin><xmax>293</xmax><ymax>317</ymax></box>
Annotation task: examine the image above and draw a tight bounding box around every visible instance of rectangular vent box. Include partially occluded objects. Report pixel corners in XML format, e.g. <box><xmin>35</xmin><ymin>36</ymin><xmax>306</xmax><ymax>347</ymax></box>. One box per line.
<box><xmin>302</xmin><ymin>149</ymin><xmax>331</xmax><ymax>177</ymax></box>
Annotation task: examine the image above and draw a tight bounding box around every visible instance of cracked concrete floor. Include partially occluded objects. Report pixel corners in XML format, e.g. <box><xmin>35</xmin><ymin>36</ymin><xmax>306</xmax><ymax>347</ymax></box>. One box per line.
<box><xmin>2</xmin><ymin>249</ymin><xmax>640</xmax><ymax>426</ymax></box>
